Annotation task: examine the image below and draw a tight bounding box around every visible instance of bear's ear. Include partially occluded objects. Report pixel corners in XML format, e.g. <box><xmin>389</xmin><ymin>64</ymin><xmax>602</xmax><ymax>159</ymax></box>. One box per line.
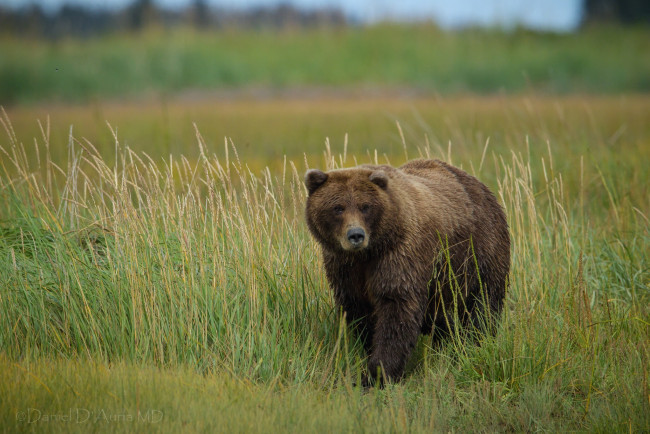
<box><xmin>305</xmin><ymin>169</ymin><xmax>328</xmax><ymax>195</ymax></box>
<box><xmin>369</xmin><ymin>170</ymin><xmax>388</xmax><ymax>190</ymax></box>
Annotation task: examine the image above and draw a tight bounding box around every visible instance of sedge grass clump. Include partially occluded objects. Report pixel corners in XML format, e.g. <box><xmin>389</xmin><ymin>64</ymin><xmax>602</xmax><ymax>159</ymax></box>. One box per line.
<box><xmin>0</xmin><ymin>108</ymin><xmax>648</xmax><ymax>431</ymax></box>
<box><xmin>0</xmin><ymin>113</ymin><xmax>364</xmax><ymax>386</ymax></box>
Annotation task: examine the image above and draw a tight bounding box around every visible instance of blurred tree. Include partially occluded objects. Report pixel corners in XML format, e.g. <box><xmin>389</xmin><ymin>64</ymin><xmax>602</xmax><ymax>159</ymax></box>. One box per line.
<box><xmin>127</xmin><ymin>0</ymin><xmax>158</xmax><ymax>30</ymax></box>
<box><xmin>25</xmin><ymin>5</ymin><xmax>46</xmax><ymax>36</ymax></box>
<box><xmin>56</xmin><ymin>5</ymin><xmax>112</xmax><ymax>37</ymax></box>
<box><xmin>191</xmin><ymin>0</ymin><xmax>210</xmax><ymax>28</ymax></box>
<box><xmin>584</xmin><ymin>0</ymin><xmax>650</xmax><ymax>24</ymax></box>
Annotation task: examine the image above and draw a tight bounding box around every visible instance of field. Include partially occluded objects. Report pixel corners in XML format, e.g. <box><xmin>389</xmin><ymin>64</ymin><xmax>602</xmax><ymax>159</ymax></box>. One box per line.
<box><xmin>2</xmin><ymin>25</ymin><xmax>650</xmax><ymax>104</ymax></box>
<box><xmin>1</xmin><ymin>25</ymin><xmax>649</xmax><ymax>433</ymax></box>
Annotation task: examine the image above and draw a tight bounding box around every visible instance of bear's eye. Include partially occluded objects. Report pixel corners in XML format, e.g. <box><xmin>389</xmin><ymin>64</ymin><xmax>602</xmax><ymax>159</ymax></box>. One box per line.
<box><xmin>333</xmin><ymin>205</ymin><xmax>344</xmax><ymax>215</ymax></box>
<box><xmin>360</xmin><ymin>204</ymin><xmax>370</xmax><ymax>214</ymax></box>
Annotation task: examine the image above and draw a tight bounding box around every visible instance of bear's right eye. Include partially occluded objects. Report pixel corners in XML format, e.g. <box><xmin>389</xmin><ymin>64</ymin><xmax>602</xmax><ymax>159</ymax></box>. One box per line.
<box><xmin>333</xmin><ymin>205</ymin><xmax>344</xmax><ymax>215</ymax></box>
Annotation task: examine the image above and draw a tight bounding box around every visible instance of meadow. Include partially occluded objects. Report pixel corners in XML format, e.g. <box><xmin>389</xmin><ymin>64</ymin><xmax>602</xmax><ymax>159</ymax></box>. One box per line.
<box><xmin>1</xmin><ymin>24</ymin><xmax>650</xmax><ymax>104</ymax></box>
<box><xmin>1</xmin><ymin>92</ymin><xmax>648</xmax><ymax>432</ymax></box>
<box><xmin>0</xmin><ymin>24</ymin><xmax>649</xmax><ymax>433</ymax></box>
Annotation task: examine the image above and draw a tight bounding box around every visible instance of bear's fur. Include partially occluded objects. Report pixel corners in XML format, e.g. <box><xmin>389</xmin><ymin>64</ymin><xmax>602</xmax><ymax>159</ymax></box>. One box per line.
<box><xmin>304</xmin><ymin>159</ymin><xmax>510</xmax><ymax>385</ymax></box>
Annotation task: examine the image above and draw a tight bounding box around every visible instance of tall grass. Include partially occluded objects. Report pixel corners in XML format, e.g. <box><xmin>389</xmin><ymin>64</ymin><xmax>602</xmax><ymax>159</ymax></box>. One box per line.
<box><xmin>0</xmin><ymin>105</ymin><xmax>648</xmax><ymax>431</ymax></box>
<box><xmin>0</xmin><ymin>116</ymin><xmax>348</xmax><ymax>383</ymax></box>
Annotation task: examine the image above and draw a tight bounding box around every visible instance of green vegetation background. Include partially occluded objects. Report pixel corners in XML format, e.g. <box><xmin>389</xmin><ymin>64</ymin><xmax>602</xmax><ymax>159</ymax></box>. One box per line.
<box><xmin>1</xmin><ymin>24</ymin><xmax>650</xmax><ymax>104</ymax></box>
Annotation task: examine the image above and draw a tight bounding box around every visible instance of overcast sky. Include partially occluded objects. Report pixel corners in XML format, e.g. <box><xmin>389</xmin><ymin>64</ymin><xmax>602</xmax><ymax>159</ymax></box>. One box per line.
<box><xmin>3</xmin><ymin>0</ymin><xmax>585</xmax><ymax>31</ymax></box>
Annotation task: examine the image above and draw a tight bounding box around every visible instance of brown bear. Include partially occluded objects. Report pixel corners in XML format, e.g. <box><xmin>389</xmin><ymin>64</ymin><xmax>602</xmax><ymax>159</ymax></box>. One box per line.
<box><xmin>304</xmin><ymin>159</ymin><xmax>510</xmax><ymax>386</ymax></box>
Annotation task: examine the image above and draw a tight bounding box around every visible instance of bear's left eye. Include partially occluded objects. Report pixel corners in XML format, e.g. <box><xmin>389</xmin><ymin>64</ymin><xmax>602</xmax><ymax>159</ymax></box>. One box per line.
<box><xmin>360</xmin><ymin>204</ymin><xmax>370</xmax><ymax>214</ymax></box>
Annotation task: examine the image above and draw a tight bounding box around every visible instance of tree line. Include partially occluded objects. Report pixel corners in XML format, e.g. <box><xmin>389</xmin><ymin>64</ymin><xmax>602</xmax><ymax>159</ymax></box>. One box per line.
<box><xmin>1</xmin><ymin>0</ymin><xmax>648</xmax><ymax>39</ymax></box>
<box><xmin>0</xmin><ymin>0</ymin><xmax>347</xmax><ymax>38</ymax></box>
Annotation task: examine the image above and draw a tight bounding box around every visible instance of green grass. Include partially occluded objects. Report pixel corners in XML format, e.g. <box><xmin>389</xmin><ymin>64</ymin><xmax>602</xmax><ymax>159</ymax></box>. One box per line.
<box><xmin>0</xmin><ymin>95</ymin><xmax>649</xmax><ymax>432</ymax></box>
<box><xmin>1</xmin><ymin>24</ymin><xmax>650</xmax><ymax>104</ymax></box>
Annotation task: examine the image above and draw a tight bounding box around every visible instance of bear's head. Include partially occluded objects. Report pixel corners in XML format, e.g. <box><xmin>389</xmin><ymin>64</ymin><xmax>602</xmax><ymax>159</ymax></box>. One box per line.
<box><xmin>304</xmin><ymin>168</ymin><xmax>394</xmax><ymax>253</ymax></box>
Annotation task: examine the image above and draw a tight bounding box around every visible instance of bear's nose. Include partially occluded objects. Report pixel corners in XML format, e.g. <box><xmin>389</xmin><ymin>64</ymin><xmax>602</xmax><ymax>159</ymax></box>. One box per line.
<box><xmin>347</xmin><ymin>227</ymin><xmax>366</xmax><ymax>246</ymax></box>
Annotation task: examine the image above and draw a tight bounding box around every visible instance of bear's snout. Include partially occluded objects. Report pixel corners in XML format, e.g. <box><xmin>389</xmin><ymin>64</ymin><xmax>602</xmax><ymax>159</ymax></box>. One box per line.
<box><xmin>346</xmin><ymin>227</ymin><xmax>366</xmax><ymax>247</ymax></box>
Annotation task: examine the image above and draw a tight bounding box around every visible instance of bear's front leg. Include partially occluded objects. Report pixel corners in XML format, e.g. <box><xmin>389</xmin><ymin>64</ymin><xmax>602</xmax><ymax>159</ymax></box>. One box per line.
<box><xmin>364</xmin><ymin>298</ymin><xmax>424</xmax><ymax>387</ymax></box>
<box><xmin>324</xmin><ymin>254</ymin><xmax>375</xmax><ymax>352</ymax></box>
<box><xmin>338</xmin><ymin>300</ymin><xmax>374</xmax><ymax>354</ymax></box>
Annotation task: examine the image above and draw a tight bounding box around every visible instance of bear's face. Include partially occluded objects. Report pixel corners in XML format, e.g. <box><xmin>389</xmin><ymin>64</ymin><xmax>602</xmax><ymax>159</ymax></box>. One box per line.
<box><xmin>305</xmin><ymin>168</ymin><xmax>390</xmax><ymax>253</ymax></box>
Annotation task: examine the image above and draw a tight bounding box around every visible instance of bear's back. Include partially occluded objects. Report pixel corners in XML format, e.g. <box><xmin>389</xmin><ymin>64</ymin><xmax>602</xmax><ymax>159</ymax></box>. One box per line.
<box><xmin>399</xmin><ymin>159</ymin><xmax>509</xmax><ymax>253</ymax></box>
<box><xmin>400</xmin><ymin>159</ymin><xmax>503</xmax><ymax>218</ymax></box>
